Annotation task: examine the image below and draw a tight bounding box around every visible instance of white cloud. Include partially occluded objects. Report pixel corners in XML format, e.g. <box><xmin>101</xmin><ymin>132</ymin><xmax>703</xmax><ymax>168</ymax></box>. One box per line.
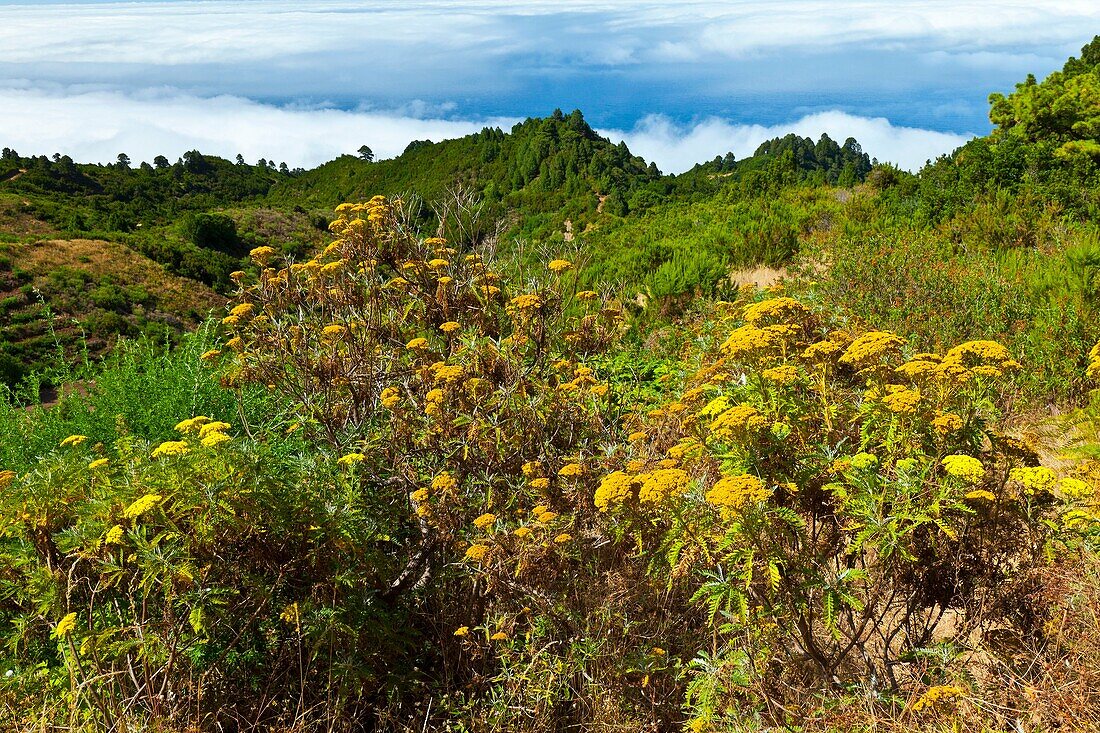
<box><xmin>0</xmin><ymin>86</ymin><xmax>517</xmax><ymax>167</ymax></box>
<box><xmin>0</xmin><ymin>1</ymin><xmax>1096</xmax><ymax>69</ymax></box>
<box><xmin>0</xmin><ymin>84</ymin><xmax>970</xmax><ymax>174</ymax></box>
<box><xmin>601</xmin><ymin>113</ymin><xmax>973</xmax><ymax>173</ymax></box>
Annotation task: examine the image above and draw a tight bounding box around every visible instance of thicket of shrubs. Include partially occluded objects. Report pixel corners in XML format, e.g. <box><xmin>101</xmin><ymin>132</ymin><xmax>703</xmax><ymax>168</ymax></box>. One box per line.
<box><xmin>2</xmin><ymin>201</ymin><xmax>1099</xmax><ymax>731</ymax></box>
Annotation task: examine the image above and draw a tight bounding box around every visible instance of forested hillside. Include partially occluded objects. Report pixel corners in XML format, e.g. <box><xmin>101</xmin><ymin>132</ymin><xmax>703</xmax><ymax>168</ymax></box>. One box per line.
<box><xmin>1</xmin><ymin>36</ymin><xmax>1100</xmax><ymax>733</ymax></box>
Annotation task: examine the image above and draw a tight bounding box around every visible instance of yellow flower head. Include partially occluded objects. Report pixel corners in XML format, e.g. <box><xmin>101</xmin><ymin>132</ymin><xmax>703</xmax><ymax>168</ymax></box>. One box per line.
<box><xmin>88</xmin><ymin>458</ymin><xmax>109</xmax><ymax>470</ymax></box>
<box><xmin>198</xmin><ymin>421</ymin><xmax>231</xmax><ymax>438</ymax></box>
<box><xmin>911</xmin><ymin>685</ymin><xmax>964</xmax><ymax>712</ymax></box>
<box><xmin>558</xmin><ymin>463</ymin><xmax>584</xmax><ymax>478</ymax></box>
<box><xmin>1010</xmin><ymin>466</ymin><xmax>1057</xmax><ymax>494</ymax></box>
<box><xmin>151</xmin><ymin>440</ymin><xmax>189</xmax><ymax>458</ymax></box>
<box><xmin>513</xmin><ymin>526</ymin><xmax>532</xmax><ymax>539</ymax></box>
<box><xmin>53</xmin><ymin>612</ymin><xmax>78</xmax><ymax>638</ymax></box>
<box><xmin>432</xmin><ymin>472</ymin><xmax>457</xmax><ymax>493</ymax></box>
<box><xmin>174</xmin><ymin>416</ymin><xmax>211</xmax><ymax>434</ymax></box>
<box><xmin>430</xmin><ymin>362</ymin><xmax>465</xmax><ymax>383</ymax></box>
<box><xmin>453</xmin><ymin>626</ymin><xmax>470</xmax><ymax>637</ymax></box>
<box><xmin>465</xmin><ymin>544</ymin><xmax>490</xmax><ymax>562</ymax></box>
<box><xmin>638</xmin><ymin>469</ymin><xmax>690</xmax><ymax>504</ymax></box>
<box><xmin>577</xmin><ymin>290</ymin><xmax>599</xmax><ymax>301</ymax></box>
<box><xmin>229</xmin><ymin>302</ymin><xmax>254</xmax><ymax>318</ymax></box>
<box><xmin>124</xmin><ymin>493</ymin><xmax>163</xmax><ymax>520</ymax></box>
<box><xmin>839</xmin><ymin>331</ymin><xmax>905</xmax><ymax>369</ymax></box>
<box><xmin>473</xmin><ymin>513</ymin><xmax>497</xmax><ymax>530</ymax></box>
<box><xmin>762</xmin><ymin>364</ymin><xmax>799</xmax><ymax>385</ymax></box>
<box><xmin>595</xmin><ymin>471</ymin><xmax>637</xmax><ymax>511</ymax></box>
<box><xmin>742</xmin><ymin>297</ymin><xmax>809</xmax><ymax>325</ymax></box>
<box><xmin>708</xmin><ymin>405</ymin><xmax>768</xmax><ymax>444</ymax></box>
<box><xmin>509</xmin><ymin>294</ymin><xmax>542</xmax><ymax>311</ymax></box>
<box><xmin>249</xmin><ymin>246</ymin><xmax>276</xmax><ymax>265</ymax></box>
<box><xmin>337</xmin><ymin>452</ymin><xmax>366</xmax><ymax>467</ymax></box>
<box><xmin>201</xmin><ymin>431</ymin><xmax>231</xmax><ymax>448</ymax></box>
<box><xmin>548</xmin><ymin>259</ymin><xmax>573</xmax><ymax>273</ymax></box>
<box><xmin>529</xmin><ymin>477</ymin><xmax>550</xmax><ymax>490</ymax></box>
<box><xmin>60</xmin><ymin>434</ymin><xmax>88</xmax><ymax>448</ymax></box>
<box><xmin>406</xmin><ymin>337</ymin><xmax>429</xmax><ymax>351</ymax></box>
<box><xmin>706</xmin><ymin>474</ymin><xmax>769</xmax><ymax>515</ymax></box>
<box><xmin>880</xmin><ymin>385</ymin><xmax>921</xmax><ymax>414</ymax></box>
<box><xmin>380</xmin><ymin>386</ymin><xmax>402</xmax><ymax>409</ymax></box>
<box><xmin>553</xmin><ymin>533</ymin><xmax>572</xmax><ymax>543</ymax></box>
<box><xmin>490</xmin><ymin>631</ymin><xmax>509</xmax><ymax>641</ymax></box>
<box><xmin>932</xmin><ymin>413</ymin><xmax>964</xmax><ymax>434</ymax></box>
<box><xmin>104</xmin><ymin>524</ymin><xmax>125</xmax><ymax>545</ymax></box>
<box><xmin>439</xmin><ymin>321</ymin><xmax>461</xmax><ymax>334</ymax></box>
<box><xmin>941</xmin><ymin>455</ymin><xmax>985</xmax><ymax>484</ymax></box>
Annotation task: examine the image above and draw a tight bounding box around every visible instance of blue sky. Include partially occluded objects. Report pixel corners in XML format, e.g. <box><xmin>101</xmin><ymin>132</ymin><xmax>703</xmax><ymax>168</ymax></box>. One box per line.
<box><xmin>0</xmin><ymin>1</ymin><xmax>1097</xmax><ymax>172</ymax></box>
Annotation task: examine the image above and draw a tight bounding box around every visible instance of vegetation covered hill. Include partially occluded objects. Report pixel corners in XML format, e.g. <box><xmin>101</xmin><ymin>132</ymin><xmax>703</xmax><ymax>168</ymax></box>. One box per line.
<box><xmin>1</xmin><ymin>34</ymin><xmax>1100</xmax><ymax>733</ymax></box>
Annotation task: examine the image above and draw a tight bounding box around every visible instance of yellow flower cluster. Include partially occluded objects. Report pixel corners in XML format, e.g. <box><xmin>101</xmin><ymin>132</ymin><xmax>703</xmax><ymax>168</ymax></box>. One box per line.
<box><xmin>721</xmin><ymin>324</ymin><xmax>786</xmax><ymax>361</ymax></box>
<box><xmin>941</xmin><ymin>455</ymin><xmax>985</xmax><ymax>484</ymax></box>
<box><xmin>911</xmin><ymin>684</ymin><xmax>964</xmax><ymax>712</ymax></box>
<box><xmin>880</xmin><ymin>385</ymin><xmax>921</xmax><ymax>414</ymax></box>
<box><xmin>510</xmin><ymin>294</ymin><xmax>542</xmax><ymax>311</ymax></box>
<box><xmin>761</xmin><ymin>364</ymin><xmax>799</xmax><ymax>384</ymax></box>
<box><xmin>473</xmin><ymin>513</ymin><xmax>496</xmax><ymax>530</ymax></box>
<box><xmin>152</xmin><ymin>440</ymin><xmax>189</xmax><ymax>458</ymax></box>
<box><xmin>558</xmin><ymin>463</ymin><xmax>584</xmax><ymax>478</ymax></box>
<box><xmin>932</xmin><ymin>413</ymin><xmax>963</xmax><ymax>434</ymax></box>
<box><xmin>638</xmin><ymin>469</ymin><xmax>690</xmax><ymax>504</ymax></box>
<box><xmin>380</xmin><ymin>386</ymin><xmax>401</xmax><ymax>409</ymax></box>
<box><xmin>708</xmin><ymin>404</ymin><xmax>768</xmax><ymax>445</ymax></box>
<box><xmin>425</xmin><ymin>388</ymin><xmax>444</xmax><ymax>416</ymax></box>
<box><xmin>849</xmin><ymin>452</ymin><xmax>878</xmax><ymax>470</ymax></box>
<box><xmin>337</xmin><ymin>452</ymin><xmax>365</xmax><ymax>466</ymax></box>
<box><xmin>406</xmin><ymin>337</ymin><xmax>429</xmax><ymax>351</ymax></box>
<box><xmin>465</xmin><ymin>544</ymin><xmax>490</xmax><ymax>562</ymax></box>
<box><xmin>124</xmin><ymin>493</ymin><xmax>163</xmax><ymax>520</ymax></box>
<box><xmin>705</xmin><ymin>474</ymin><xmax>769</xmax><ymax>516</ymax></box>
<box><xmin>594</xmin><ymin>471</ymin><xmax>637</xmax><ymax>511</ymax></box>
<box><xmin>939</xmin><ymin>340</ymin><xmax>1020</xmax><ymax>380</ymax></box>
<box><xmin>1009</xmin><ymin>466</ymin><xmax>1057</xmax><ymax>494</ymax></box>
<box><xmin>249</xmin><ymin>246</ymin><xmax>276</xmax><ymax>265</ymax></box>
<box><xmin>430</xmin><ymin>362</ymin><xmax>465</xmax><ymax>383</ymax></box>
<box><xmin>801</xmin><ymin>339</ymin><xmax>842</xmax><ymax>362</ymax></box>
<box><xmin>60</xmin><ymin>434</ymin><xmax>88</xmax><ymax>448</ymax></box>
<box><xmin>439</xmin><ymin>321</ymin><xmax>461</xmax><ymax>333</ymax></box>
<box><xmin>54</xmin><ymin>612</ymin><xmax>78</xmax><ymax>638</ymax></box>
<box><xmin>742</xmin><ymin>297</ymin><xmax>809</xmax><ymax>325</ymax></box>
<box><xmin>1088</xmin><ymin>341</ymin><xmax>1100</xmax><ymax>381</ymax></box>
<box><xmin>104</xmin><ymin>524</ymin><xmax>125</xmax><ymax>545</ymax></box>
<box><xmin>548</xmin><ymin>259</ymin><xmax>573</xmax><ymax>273</ymax></box>
<box><xmin>432</xmin><ymin>472</ymin><xmax>458</xmax><ymax>494</ymax></box>
<box><xmin>1059</xmin><ymin>477</ymin><xmax>1094</xmax><ymax>501</ymax></box>
<box><xmin>174</xmin><ymin>416</ymin><xmax>211</xmax><ymax>434</ymax></box>
<box><xmin>839</xmin><ymin>331</ymin><xmax>905</xmax><ymax>369</ymax></box>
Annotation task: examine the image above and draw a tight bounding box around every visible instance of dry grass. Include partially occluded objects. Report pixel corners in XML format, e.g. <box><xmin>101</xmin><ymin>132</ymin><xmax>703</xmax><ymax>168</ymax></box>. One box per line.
<box><xmin>16</xmin><ymin>238</ymin><xmax>225</xmax><ymax>317</ymax></box>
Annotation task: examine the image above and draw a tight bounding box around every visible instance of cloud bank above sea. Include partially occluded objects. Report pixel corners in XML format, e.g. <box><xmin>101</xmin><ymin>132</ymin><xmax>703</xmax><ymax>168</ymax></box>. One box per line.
<box><xmin>0</xmin><ymin>1</ymin><xmax>1097</xmax><ymax>170</ymax></box>
<box><xmin>0</xmin><ymin>86</ymin><xmax>970</xmax><ymax>173</ymax></box>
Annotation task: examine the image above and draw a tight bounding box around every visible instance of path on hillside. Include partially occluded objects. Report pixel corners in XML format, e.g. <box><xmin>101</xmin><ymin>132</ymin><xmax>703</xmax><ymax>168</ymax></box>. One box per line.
<box><xmin>0</xmin><ymin>168</ymin><xmax>27</xmax><ymax>183</ymax></box>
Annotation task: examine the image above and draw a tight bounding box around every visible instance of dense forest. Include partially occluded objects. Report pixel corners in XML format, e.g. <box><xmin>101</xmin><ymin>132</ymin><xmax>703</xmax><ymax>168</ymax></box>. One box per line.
<box><xmin>0</xmin><ymin>35</ymin><xmax>1099</xmax><ymax>733</ymax></box>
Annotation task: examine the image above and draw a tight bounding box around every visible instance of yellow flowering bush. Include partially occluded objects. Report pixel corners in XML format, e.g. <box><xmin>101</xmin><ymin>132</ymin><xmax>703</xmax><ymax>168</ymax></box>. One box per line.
<box><xmin>592</xmin><ymin>291</ymin><xmax>1094</xmax><ymax>726</ymax></box>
